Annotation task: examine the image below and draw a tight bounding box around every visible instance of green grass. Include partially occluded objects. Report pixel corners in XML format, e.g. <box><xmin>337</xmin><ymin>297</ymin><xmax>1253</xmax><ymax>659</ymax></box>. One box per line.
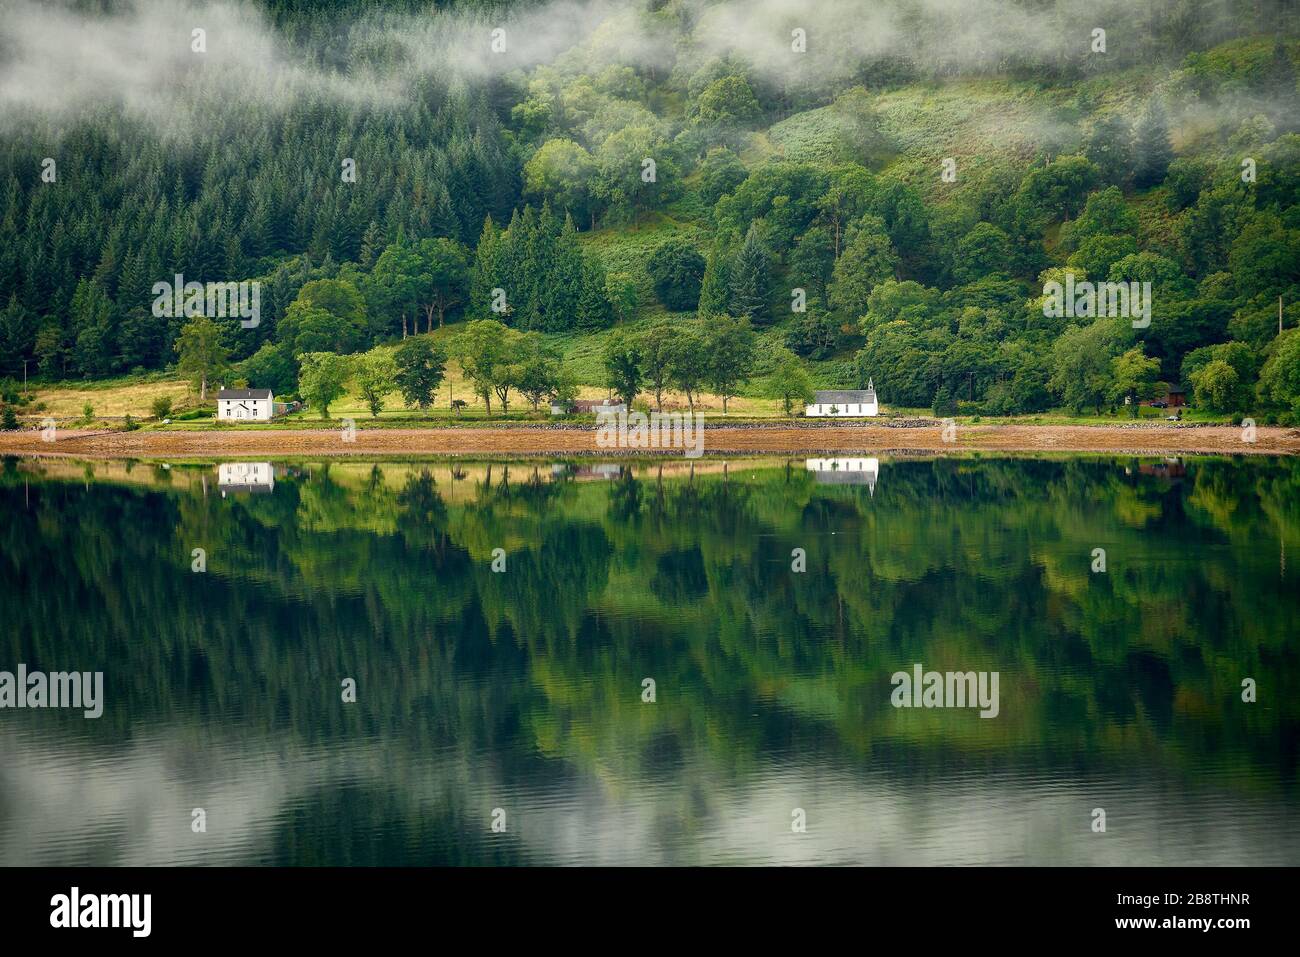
<box><xmin>767</xmin><ymin>90</ymin><xmax>897</xmax><ymax>167</ymax></box>
<box><xmin>769</xmin><ymin>105</ymin><xmax>858</xmax><ymax>164</ymax></box>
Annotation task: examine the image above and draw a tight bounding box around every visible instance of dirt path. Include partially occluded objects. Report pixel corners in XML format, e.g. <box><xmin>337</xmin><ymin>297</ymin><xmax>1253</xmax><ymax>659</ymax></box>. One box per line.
<box><xmin>2</xmin><ymin>423</ymin><xmax>1297</xmax><ymax>458</ymax></box>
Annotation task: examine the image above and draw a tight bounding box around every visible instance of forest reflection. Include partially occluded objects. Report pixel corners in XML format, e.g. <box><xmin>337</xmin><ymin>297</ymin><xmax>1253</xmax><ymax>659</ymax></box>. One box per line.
<box><xmin>1</xmin><ymin>454</ymin><xmax>1297</xmax><ymax>865</ymax></box>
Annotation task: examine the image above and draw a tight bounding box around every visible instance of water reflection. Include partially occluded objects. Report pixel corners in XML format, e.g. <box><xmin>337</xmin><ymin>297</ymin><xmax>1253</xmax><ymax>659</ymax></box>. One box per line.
<box><xmin>807</xmin><ymin>456</ymin><xmax>879</xmax><ymax>494</ymax></box>
<box><xmin>0</xmin><ymin>454</ymin><xmax>1297</xmax><ymax>865</ymax></box>
<box><xmin>218</xmin><ymin>462</ymin><xmax>275</xmax><ymax>496</ymax></box>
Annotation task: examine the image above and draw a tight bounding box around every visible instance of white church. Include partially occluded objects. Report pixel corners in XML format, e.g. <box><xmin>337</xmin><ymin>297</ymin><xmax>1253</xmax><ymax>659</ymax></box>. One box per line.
<box><xmin>805</xmin><ymin>380</ymin><xmax>878</xmax><ymax>417</ymax></box>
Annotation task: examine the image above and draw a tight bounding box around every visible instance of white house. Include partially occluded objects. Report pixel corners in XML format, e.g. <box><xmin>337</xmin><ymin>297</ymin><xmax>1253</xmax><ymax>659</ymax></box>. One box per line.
<box><xmin>806</xmin><ymin>457</ymin><xmax>879</xmax><ymax>495</ymax></box>
<box><xmin>217</xmin><ymin>462</ymin><xmax>275</xmax><ymax>496</ymax></box>
<box><xmin>216</xmin><ymin>388</ymin><xmax>274</xmax><ymax>422</ymax></box>
<box><xmin>806</xmin><ymin>381</ymin><xmax>878</xmax><ymax>417</ymax></box>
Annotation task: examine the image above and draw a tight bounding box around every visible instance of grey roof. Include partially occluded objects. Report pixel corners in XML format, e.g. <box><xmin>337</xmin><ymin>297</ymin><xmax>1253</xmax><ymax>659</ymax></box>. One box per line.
<box><xmin>217</xmin><ymin>388</ymin><xmax>272</xmax><ymax>400</ymax></box>
<box><xmin>813</xmin><ymin>389</ymin><xmax>875</xmax><ymax>403</ymax></box>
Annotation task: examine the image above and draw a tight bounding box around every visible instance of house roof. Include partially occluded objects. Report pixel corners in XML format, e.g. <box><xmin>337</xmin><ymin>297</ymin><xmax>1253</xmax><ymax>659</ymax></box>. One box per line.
<box><xmin>813</xmin><ymin>389</ymin><xmax>876</xmax><ymax>404</ymax></box>
<box><xmin>217</xmin><ymin>388</ymin><xmax>272</xmax><ymax>400</ymax></box>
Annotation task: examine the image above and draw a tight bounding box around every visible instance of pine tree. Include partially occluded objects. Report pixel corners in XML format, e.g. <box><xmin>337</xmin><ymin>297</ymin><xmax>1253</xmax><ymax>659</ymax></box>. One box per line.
<box><xmin>728</xmin><ymin>224</ymin><xmax>771</xmax><ymax>324</ymax></box>
<box><xmin>246</xmin><ymin>198</ymin><xmax>272</xmax><ymax>261</ymax></box>
<box><xmin>1132</xmin><ymin>101</ymin><xmax>1173</xmax><ymax>189</ymax></box>
<box><xmin>116</xmin><ymin>251</ymin><xmax>147</xmax><ymax>316</ymax></box>
<box><xmin>1084</xmin><ymin>113</ymin><xmax>1134</xmax><ymax>187</ymax></box>
<box><xmin>518</xmin><ymin>203</ymin><xmax>558</xmax><ymax>330</ymax></box>
<box><xmin>359</xmin><ymin>221</ymin><xmax>385</xmax><ymax>270</ymax></box>
<box><xmin>117</xmin><ymin>306</ymin><xmax>159</xmax><ymax>371</ymax></box>
<box><xmin>470</xmin><ymin>216</ymin><xmax>503</xmax><ymax>319</ymax></box>
<box><xmin>0</xmin><ymin>293</ymin><xmax>34</xmax><ymax>365</ymax></box>
<box><xmin>35</xmin><ymin>319</ymin><xmax>68</xmax><ymax>378</ymax></box>
<box><xmin>431</xmin><ymin>185</ymin><xmax>461</xmax><ymax>239</ymax></box>
<box><xmin>69</xmin><ymin>279</ymin><xmax>115</xmax><ymax>376</ymax></box>
<box><xmin>500</xmin><ymin>207</ymin><xmax>529</xmax><ymax>327</ymax></box>
<box><xmin>543</xmin><ymin>214</ymin><xmax>584</xmax><ymax>330</ymax></box>
<box><xmin>575</xmin><ymin>255</ymin><xmax>613</xmax><ymax>331</ymax></box>
<box><xmin>697</xmin><ymin>240</ymin><xmax>733</xmax><ymax>318</ymax></box>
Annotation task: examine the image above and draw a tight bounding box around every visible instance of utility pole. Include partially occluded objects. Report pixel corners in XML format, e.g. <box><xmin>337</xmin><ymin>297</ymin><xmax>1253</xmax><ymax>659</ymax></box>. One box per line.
<box><xmin>22</xmin><ymin>359</ymin><xmax>27</xmax><ymax>392</ymax></box>
<box><xmin>1281</xmin><ymin>295</ymin><xmax>1284</xmax><ymax>336</ymax></box>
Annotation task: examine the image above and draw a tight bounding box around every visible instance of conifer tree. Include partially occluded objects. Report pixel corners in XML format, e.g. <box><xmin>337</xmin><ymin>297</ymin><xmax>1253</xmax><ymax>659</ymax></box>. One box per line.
<box><xmin>697</xmin><ymin>241</ymin><xmax>733</xmax><ymax>318</ymax></box>
<box><xmin>70</xmin><ymin>279</ymin><xmax>115</xmax><ymax>376</ymax></box>
<box><xmin>359</xmin><ymin>221</ymin><xmax>386</xmax><ymax>271</ymax></box>
<box><xmin>728</xmin><ymin>224</ymin><xmax>771</xmax><ymax>324</ymax></box>
<box><xmin>576</xmin><ymin>255</ymin><xmax>613</xmax><ymax>331</ymax></box>
<box><xmin>544</xmin><ymin>214</ymin><xmax>585</xmax><ymax>331</ymax></box>
<box><xmin>470</xmin><ymin>216</ymin><xmax>502</xmax><ymax>319</ymax></box>
<box><xmin>1133</xmin><ymin>101</ymin><xmax>1173</xmax><ymax>189</ymax></box>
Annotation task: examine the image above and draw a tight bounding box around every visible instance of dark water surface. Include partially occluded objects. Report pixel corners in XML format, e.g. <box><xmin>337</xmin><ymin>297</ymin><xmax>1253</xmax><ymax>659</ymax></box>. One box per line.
<box><xmin>1</xmin><ymin>454</ymin><xmax>1297</xmax><ymax>866</ymax></box>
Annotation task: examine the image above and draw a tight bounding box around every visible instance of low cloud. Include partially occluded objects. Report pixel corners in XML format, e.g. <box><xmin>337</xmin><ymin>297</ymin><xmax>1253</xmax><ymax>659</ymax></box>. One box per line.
<box><xmin>0</xmin><ymin>0</ymin><xmax>631</xmax><ymax>133</ymax></box>
<box><xmin>0</xmin><ymin>0</ymin><xmax>1258</xmax><ymax>137</ymax></box>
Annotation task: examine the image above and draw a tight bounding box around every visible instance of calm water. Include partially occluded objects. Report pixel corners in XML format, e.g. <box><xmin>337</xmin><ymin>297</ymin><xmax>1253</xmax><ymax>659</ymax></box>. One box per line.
<box><xmin>1</xmin><ymin>454</ymin><xmax>1297</xmax><ymax>866</ymax></box>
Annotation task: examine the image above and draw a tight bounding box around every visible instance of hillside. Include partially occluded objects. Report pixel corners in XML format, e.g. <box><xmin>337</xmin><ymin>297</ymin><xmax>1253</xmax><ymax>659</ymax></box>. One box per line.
<box><xmin>1</xmin><ymin>0</ymin><xmax>1299</xmax><ymax>426</ymax></box>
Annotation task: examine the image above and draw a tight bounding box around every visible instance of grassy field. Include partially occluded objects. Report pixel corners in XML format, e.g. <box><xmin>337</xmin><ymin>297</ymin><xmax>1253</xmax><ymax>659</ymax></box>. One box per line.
<box><xmin>23</xmin><ymin>375</ymin><xmax>194</xmax><ymax>419</ymax></box>
<box><xmin>20</xmin><ymin>353</ymin><xmax>797</xmax><ymax>426</ymax></box>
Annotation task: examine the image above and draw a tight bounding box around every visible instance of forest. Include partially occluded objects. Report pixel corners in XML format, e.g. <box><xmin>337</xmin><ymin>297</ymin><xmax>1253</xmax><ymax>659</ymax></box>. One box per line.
<box><xmin>2</xmin><ymin>0</ymin><xmax>1300</xmax><ymax>421</ymax></box>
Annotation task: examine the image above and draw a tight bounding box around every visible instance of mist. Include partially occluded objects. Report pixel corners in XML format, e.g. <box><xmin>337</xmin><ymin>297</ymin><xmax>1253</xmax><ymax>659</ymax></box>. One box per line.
<box><xmin>0</xmin><ymin>0</ymin><xmax>639</xmax><ymax>133</ymax></box>
<box><xmin>0</xmin><ymin>0</ymin><xmax>1263</xmax><ymax>137</ymax></box>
